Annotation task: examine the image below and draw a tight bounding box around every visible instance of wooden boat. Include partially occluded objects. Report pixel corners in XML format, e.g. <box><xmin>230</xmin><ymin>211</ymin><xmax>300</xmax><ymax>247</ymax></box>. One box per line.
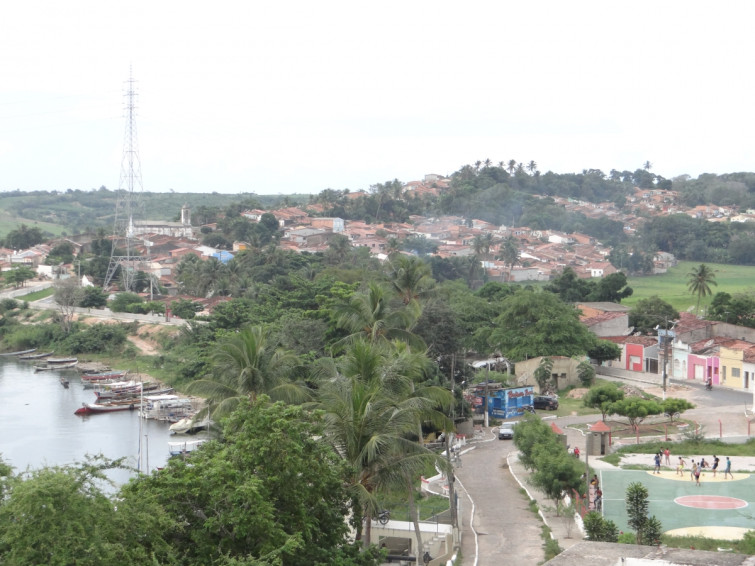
<box><xmin>59</xmin><ymin>376</ymin><xmax>70</xmax><ymax>388</ymax></box>
<box><xmin>81</xmin><ymin>370</ymin><xmax>129</xmax><ymax>382</ymax></box>
<box><xmin>46</xmin><ymin>357</ymin><xmax>78</xmax><ymax>364</ymax></box>
<box><xmin>18</xmin><ymin>351</ymin><xmax>54</xmax><ymax>360</ymax></box>
<box><xmin>94</xmin><ymin>381</ymin><xmax>171</xmax><ymax>400</ymax></box>
<box><xmin>74</xmin><ymin>401</ymin><xmax>141</xmax><ymax>415</ymax></box>
<box><xmin>0</xmin><ymin>348</ymin><xmax>36</xmax><ymax>357</ymax></box>
<box><xmin>34</xmin><ymin>361</ymin><xmax>79</xmax><ymax>372</ymax></box>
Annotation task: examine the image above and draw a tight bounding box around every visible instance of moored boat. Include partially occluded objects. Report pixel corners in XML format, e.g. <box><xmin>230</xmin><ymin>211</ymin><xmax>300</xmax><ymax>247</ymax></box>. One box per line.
<box><xmin>74</xmin><ymin>401</ymin><xmax>141</xmax><ymax>415</ymax></box>
<box><xmin>46</xmin><ymin>357</ymin><xmax>78</xmax><ymax>364</ymax></box>
<box><xmin>0</xmin><ymin>348</ymin><xmax>37</xmax><ymax>357</ymax></box>
<box><xmin>18</xmin><ymin>351</ymin><xmax>54</xmax><ymax>360</ymax></box>
<box><xmin>81</xmin><ymin>371</ymin><xmax>129</xmax><ymax>382</ymax></box>
<box><xmin>169</xmin><ymin>415</ymin><xmax>212</xmax><ymax>434</ymax></box>
<box><xmin>34</xmin><ymin>361</ymin><xmax>78</xmax><ymax>372</ymax></box>
<box><xmin>59</xmin><ymin>376</ymin><xmax>70</xmax><ymax>388</ymax></box>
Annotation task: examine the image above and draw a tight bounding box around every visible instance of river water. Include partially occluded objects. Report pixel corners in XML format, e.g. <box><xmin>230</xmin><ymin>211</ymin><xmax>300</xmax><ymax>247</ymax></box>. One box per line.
<box><xmin>0</xmin><ymin>359</ymin><xmax>175</xmax><ymax>488</ymax></box>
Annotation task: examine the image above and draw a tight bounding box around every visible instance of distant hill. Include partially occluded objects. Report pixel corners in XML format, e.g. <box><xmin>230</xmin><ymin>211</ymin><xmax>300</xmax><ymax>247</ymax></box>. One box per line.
<box><xmin>0</xmin><ymin>189</ymin><xmax>310</xmax><ymax>238</ymax></box>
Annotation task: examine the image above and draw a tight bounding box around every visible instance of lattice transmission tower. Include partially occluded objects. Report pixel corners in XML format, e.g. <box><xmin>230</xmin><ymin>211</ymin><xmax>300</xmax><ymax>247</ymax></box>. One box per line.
<box><xmin>104</xmin><ymin>71</ymin><xmax>151</xmax><ymax>291</ymax></box>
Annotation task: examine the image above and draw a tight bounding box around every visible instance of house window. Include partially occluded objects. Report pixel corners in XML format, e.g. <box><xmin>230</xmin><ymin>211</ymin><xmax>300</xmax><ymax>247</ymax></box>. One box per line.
<box><xmin>732</xmin><ymin>368</ymin><xmax>740</xmax><ymax>378</ymax></box>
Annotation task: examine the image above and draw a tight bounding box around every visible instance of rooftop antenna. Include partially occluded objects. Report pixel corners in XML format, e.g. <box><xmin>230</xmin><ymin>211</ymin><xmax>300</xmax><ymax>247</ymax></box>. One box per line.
<box><xmin>104</xmin><ymin>68</ymin><xmax>150</xmax><ymax>291</ymax></box>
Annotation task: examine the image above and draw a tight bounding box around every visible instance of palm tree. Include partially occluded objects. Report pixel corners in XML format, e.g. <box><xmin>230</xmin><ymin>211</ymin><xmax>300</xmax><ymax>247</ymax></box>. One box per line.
<box><xmin>498</xmin><ymin>235</ymin><xmax>520</xmax><ymax>281</ymax></box>
<box><xmin>387</xmin><ymin>255</ymin><xmax>436</xmax><ymax>305</ymax></box>
<box><xmin>507</xmin><ymin>159</ymin><xmax>517</xmax><ymax>175</ymax></box>
<box><xmin>186</xmin><ymin>325</ymin><xmax>303</xmax><ymax>419</ymax></box>
<box><xmin>687</xmin><ymin>263</ymin><xmax>717</xmax><ymax>315</ymax></box>
<box><xmin>527</xmin><ymin>160</ymin><xmax>538</xmax><ymax>175</ymax></box>
<box><xmin>333</xmin><ymin>281</ymin><xmax>425</xmax><ymax>349</ymax></box>
<box><xmin>308</xmin><ymin>339</ymin><xmax>451</xmax><ymax>548</ymax></box>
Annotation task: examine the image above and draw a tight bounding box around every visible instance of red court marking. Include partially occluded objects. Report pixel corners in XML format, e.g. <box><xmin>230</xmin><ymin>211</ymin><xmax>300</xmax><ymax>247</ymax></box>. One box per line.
<box><xmin>675</xmin><ymin>495</ymin><xmax>748</xmax><ymax>510</ymax></box>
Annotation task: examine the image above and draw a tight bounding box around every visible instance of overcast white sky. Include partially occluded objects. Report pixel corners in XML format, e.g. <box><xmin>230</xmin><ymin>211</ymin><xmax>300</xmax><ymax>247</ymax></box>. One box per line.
<box><xmin>1</xmin><ymin>2</ymin><xmax>754</xmax><ymax>195</ymax></box>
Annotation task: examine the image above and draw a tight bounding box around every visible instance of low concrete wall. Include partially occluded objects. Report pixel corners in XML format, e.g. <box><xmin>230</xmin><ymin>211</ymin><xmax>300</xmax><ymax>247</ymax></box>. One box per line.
<box><xmin>595</xmin><ymin>365</ymin><xmax>659</xmax><ymax>386</ymax></box>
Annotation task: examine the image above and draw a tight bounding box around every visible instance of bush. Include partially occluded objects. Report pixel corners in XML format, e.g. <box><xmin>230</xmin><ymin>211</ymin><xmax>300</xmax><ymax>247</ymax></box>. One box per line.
<box><xmin>62</xmin><ymin>324</ymin><xmax>128</xmax><ymax>354</ymax></box>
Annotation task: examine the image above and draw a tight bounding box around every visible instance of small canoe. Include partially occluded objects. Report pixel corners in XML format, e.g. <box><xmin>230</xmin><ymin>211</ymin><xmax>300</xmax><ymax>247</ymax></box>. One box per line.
<box><xmin>18</xmin><ymin>351</ymin><xmax>54</xmax><ymax>360</ymax></box>
<box><xmin>59</xmin><ymin>376</ymin><xmax>70</xmax><ymax>388</ymax></box>
<box><xmin>0</xmin><ymin>348</ymin><xmax>36</xmax><ymax>357</ymax></box>
<box><xmin>34</xmin><ymin>361</ymin><xmax>79</xmax><ymax>372</ymax></box>
<box><xmin>46</xmin><ymin>357</ymin><xmax>78</xmax><ymax>364</ymax></box>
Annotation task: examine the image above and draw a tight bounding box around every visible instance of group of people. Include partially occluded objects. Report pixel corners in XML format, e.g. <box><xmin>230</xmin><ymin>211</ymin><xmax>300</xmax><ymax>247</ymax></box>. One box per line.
<box><xmin>653</xmin><ymin>447</ymin><xmax>672</xmax><ymax>474</ymax></box>
<box><xmin>674</xmin><ymin>454</ymin><xmax>733</xmax><ymax>484</ymax></box>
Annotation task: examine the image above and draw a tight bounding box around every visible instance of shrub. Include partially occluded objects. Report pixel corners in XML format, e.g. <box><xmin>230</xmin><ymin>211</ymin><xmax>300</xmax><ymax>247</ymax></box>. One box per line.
<box><xmin>62</xmin><ymin>324</ymin><xmax>128</xmax><ymax>354</ymax></box>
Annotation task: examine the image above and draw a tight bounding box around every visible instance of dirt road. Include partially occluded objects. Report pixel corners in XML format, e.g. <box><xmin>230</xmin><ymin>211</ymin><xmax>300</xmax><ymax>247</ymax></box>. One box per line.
<box><xmin>455</xmin><ymin>431</ymin><xmax>544</xmax><ymax>566</ymax></box>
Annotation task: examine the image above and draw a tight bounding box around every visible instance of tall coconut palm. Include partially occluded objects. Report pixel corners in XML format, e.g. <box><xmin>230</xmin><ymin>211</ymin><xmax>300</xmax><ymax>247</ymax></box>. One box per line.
<box><xmin>333</xmin><ymin>281</ymin><xmax>425</xmax><ymax>349</ymax></box>
<box><xmin>309</xmin><ymin>339</ymin><xmax>451</xmax><ymax>548</ymax></box>
<box><xmin>507</xmin><ymin>159</ymin><xmax>517</xmax><ymax>174</ymax></box>
<box><xmin>687</xmin><ymin>263</ymin><xmax>717</xmax><ymax>315</ymax></box>
<box><xmin>498</xmin><ymin>235</ymin><xmax>520</xmax><ymax>281</ymax></box>
<box><xmin>387</xmin><ymin>255</ymin><xmax>436</xmax><ymax>305</ymax></box>
<box><xmin>186</xmin><ymin>325</ymin><xmax>304</xmax><ymax>419</ymax></box>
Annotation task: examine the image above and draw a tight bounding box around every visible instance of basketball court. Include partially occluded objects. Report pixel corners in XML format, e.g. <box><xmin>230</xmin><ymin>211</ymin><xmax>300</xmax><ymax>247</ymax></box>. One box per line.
<box><xmin>599</xmin><ymin>468</ymin><xmax>754</xmax><ymax>540</ymax></box>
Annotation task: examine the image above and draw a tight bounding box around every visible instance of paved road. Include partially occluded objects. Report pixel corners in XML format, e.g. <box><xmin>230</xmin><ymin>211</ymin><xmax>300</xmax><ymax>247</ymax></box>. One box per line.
<box><xmin>455</xmin><ymin>432</ymin><xmax>544</xmax><ymax>566</ymax></box>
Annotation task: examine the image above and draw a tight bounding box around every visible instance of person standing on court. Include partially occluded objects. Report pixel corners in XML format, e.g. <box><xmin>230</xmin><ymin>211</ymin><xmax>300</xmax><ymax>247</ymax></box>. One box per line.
<box><xmin>653</xmin><ymin>452</ymin><xmax>661</xmax><ymax>474</ymax></box>
<box><xmin>664</xmin><ymin>447</ymin><xmax>671</xmax><ymax>466</ymax></box>
<box><xmin>676</xmin><ymin>456</ymin><xmax>685</xmax><ymax>476</ymax></box>
<box><xmin>690</xmin><ymin>460</ymin><xmax>697</xmax><ymax>481</ymax></box>
<box><xmin>724</xmin><ymin>457</ymin><xmax>733</xmax><ymax>479</ymax></box>
<box><xmin>694</xmin><ymin>463</ymin><xmax>702</xmax><ymax>486</ymax></box>
<box><xmin>711</xmin><ymin>455</ymin><xmax>720</xmax><ymax>478</ymax></box>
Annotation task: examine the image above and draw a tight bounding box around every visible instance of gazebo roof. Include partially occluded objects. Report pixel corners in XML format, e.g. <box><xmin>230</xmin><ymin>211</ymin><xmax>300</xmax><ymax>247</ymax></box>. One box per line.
<box><xmin>589</xmin><ymin>420</ymin><xmax>611</xmax><ymax>433</ymax></box>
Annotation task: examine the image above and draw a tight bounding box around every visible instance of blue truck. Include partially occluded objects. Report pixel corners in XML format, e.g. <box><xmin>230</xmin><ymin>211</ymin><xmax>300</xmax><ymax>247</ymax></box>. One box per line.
<box><xmin>474</xmin><ymin>385</ymin><xmax>535</xmax><ymax>419</ymax></box>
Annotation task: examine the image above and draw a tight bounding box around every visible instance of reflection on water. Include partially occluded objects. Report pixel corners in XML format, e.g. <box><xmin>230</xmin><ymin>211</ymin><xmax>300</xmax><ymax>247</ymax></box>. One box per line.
<box><xmin>0</xmin><ymin>359</ymin><xmax>176</xmax><ymax>487</ymax></box>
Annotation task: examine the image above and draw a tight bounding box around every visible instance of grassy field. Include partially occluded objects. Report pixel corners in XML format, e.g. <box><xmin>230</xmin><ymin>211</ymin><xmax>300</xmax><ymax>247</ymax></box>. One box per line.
<box><xmin>624</xmin><ymin>261</ymin><xmax>755</xmax><ymax>313</ymax></box>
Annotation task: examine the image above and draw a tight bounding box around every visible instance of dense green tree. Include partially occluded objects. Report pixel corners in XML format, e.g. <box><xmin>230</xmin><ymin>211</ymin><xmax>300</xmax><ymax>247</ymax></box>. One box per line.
<box><xmin>79</xmin><ymin>285</ymin><xmax>108</xmax><ymax>308</ymax></box>
<box><xmin>709</xmin><ymin>291</ymin><xmax>755</xmax><ymax>327</ymax></box>
<box><xmin>123</xmin><ymin>399</ymin><xmax>383</xmax><ymax>566</ymax></box>
<box><xmin>4</xmin><ymin>265</ymin><xmax>36</xmax><ymax>288</ymax></box>
<box><xmin>108</xmin><ymin>291</ymin><xmax>144</xmax><ymax>313</ymax></box>
<box><xmin>587</xmin><ymin>340</ymin><xmax>622</xmax><ymax>364</ymax></box>
<box><xmin>513</xmin><ymin>413</ymin><xmax>560</xmax><ymax>471</ymax></box>
<box><xmin>582</xmin><ymin>383</ymin><xmax>625</xmax><ymax>421</ymax></box>
<box><xmin>629</xmin><ymin>296</ymin><xmax>679</xmax><ymax>334</ymax></box>
<box><xmin>169</xmin><ymin>297</ymin><xmax>204</xmax><ymax>319</ymax></box>
<box><xmin>489</xmin><ymin>290</ymin><xmax>597</xmax><ymax>361</ymax></box>
<box><xmin>587</xmin><ymin>272</ymin><xmax>633</xmax><ymax>303</ymax></box>
<box><xmin>0</xmin><ymin>458</ymin><xmax>176</xmax><ymax>565</ymax></box>
<box><xmin>4</xmin><ymin>224</ymin><xmax>44</xmax><ymax>250</ymax></box>
<box><xmin>608</xmin><ymin>398</ymin><xmax>663</xmax><ymax>428</ymax></box>
<box><xmin>544</xmin><ymin>267</ymin><xmax>592</xmax><ymax>302</ymax></box>
<box><xmin>660</xmin><ymin>398</ymin><xmax>695</xmax><ymax>422</ymax></box>
<box><xmin>687</xmin><ymin>263</ymin><xmax>717</xmax><ymax>315</ymax></box>
<box><xmin>45</xmin><ymin>242</ymin><xmax>75</xmax><ymax>265</ymax></box>
<box><xmin>529</xmin><ymin>444</ymin><xmax>584</xmax><ymax>510</ymax></box>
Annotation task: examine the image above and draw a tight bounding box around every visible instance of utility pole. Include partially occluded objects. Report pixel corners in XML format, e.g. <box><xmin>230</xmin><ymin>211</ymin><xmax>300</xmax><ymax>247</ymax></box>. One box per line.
<box><xmin>484</xmin><ymin>361</ymin><xmax>489</xmax><ymax>428</ymax></box>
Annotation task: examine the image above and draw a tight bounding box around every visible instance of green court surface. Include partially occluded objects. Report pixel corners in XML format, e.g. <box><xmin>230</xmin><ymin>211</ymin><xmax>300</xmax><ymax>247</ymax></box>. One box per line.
<box><xmin>599</xmin><ymin>469</ymin><xmax>754</xmax><ymax>539</ymax></box>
